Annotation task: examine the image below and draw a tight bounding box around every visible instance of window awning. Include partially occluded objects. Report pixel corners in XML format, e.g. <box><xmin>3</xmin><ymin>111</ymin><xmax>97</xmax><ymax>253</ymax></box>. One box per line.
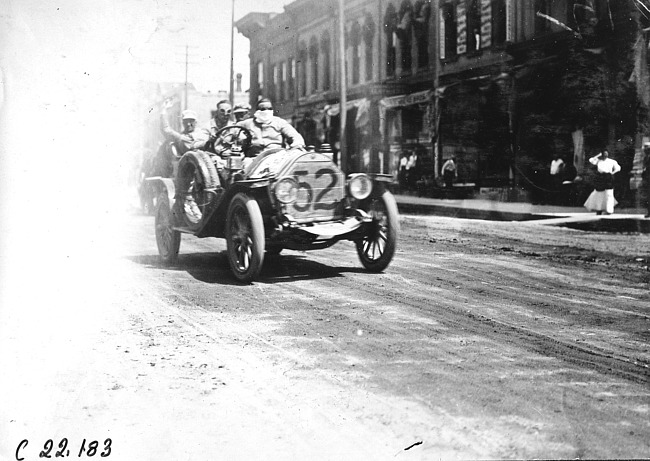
<box><xmin>379</xmin><ymin>90</ymin><xmax>433</xmax><ymax>109</ymax></box>
<box><xmin>324</xmin><ymin>98</ymin><xmax>371</xmax><ymax>128</ymax></box>
<box><xmin>324</xmin><ymin>98</ymin><xmax>369</xmax><ymax>116</ymax></box>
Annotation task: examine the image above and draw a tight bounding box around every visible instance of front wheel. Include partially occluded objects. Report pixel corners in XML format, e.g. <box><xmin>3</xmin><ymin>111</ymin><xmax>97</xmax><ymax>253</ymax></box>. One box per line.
<box><xmin>356</xmin><ymin>191</ymin><xmax>399</xmax><ymax>272</ymax></box>
<box><xmin>225</xmin><ymin>193</ymin><xmax>265</xmax><ymax>283</ymax></box>
<box><xmin>155</xmin><ymin>193</ymin><xmax>181</xmax><ymax>264</ymax></box>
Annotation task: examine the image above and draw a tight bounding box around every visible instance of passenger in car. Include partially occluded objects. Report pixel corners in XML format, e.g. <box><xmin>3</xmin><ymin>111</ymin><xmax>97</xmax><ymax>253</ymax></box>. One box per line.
<box><xmin>237</xmin><ymin>98</ymin><xmax>305</xmax><ymax>157</ymax></box>
<box><xmin>160</xmin><ymin>99</ymin><xmax>207</xmax><ymax>156</ymax></box>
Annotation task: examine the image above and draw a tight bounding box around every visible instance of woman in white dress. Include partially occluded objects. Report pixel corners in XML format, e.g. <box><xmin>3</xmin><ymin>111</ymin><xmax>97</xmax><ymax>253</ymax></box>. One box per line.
<box><xmin>583</xmin><ymin>150</ymin><xmax>621</xmax><ymax>215</ymax></box>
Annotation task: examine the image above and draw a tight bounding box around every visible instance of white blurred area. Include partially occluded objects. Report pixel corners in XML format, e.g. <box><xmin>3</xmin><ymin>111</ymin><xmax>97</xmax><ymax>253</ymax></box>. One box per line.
<box><xmin>0</xmin><ymin>0</ymin><xmax>282</xmax><ymax>273</ymax></box>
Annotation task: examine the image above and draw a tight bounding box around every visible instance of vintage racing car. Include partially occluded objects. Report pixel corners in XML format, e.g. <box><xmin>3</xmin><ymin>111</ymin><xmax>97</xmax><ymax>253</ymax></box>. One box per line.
<box><xmin>147</xmin><ymin>125</ymin><xmax>399</xmax><ymax>283</ymax></box>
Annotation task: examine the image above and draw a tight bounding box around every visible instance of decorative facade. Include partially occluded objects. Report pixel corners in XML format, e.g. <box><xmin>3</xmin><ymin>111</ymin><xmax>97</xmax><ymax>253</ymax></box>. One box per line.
<box><xmin>237</xmin><ymin>0</ymin><xmax>649</xmax><ymax>203</ymax></box>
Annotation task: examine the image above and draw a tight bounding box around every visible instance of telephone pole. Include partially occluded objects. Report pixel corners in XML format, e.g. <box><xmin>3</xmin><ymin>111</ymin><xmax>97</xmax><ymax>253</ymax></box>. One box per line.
<box><xmin>229</xmin><ymin>0</ymin><xmax>236</xmax><ymax>106</ymax></box>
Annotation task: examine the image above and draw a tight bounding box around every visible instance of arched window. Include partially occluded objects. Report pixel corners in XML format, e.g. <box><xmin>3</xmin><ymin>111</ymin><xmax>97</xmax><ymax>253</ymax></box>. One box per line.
<box><xmin>309</xmin><ymin>36</ymin><xmax>319</xmax><ymax>93</ymax></box>
<box><xmin>363</xmin><ymin>14</ymin><xmax>375</xmax><ymax>81</ymax></box>
<box><xmin>351</xmin><ymin>22</ymin><xmax>362</xmax><ymax>85</ymax></box>
<box><xmin>384</xmin><ymin>4</ymin><xmax>398</xmax><ymax>77</ymax></box>
<box><xmin>321</xmin><ymin>32</ymin><xmax>331</xmax><ymax>91</ymax></box>
<box><xmin>396</xmin><ymin>1</ymin><xmax>413</xmax><ymax>72</ymax></box>
<box><xmin>413</xmin><ymin>0</ymin><xmax>430</xmax><ymax>68</ymax></box>
<box><xmin>298</xmin><ymin>45</ymin><xmax>307</xmax><ymax>97</ymax></box>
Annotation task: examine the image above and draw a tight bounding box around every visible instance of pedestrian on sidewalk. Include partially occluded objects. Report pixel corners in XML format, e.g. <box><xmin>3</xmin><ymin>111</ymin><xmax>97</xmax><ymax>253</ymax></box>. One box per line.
<box><xmin>441</xmin><ymin>157</ymin><xmax>457</xmax><ymax>189</ymax></box>
<box><xmin>583</xmin><ymin>150</ymin><xmax>621</xmax><ymax>215</ymax></box>
<box><xmin>642</xmin><ymin>142</ymin><xmax>650</xmax><ymax>218</ymax></box>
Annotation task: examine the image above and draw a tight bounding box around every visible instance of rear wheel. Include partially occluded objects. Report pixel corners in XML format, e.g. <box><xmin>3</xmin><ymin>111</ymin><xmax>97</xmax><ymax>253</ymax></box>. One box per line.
<box><xmin>225</xmin><ymin>193</ymin><xmax>265</xmax><ymax>283</ymax></box>
<box><xmin>175</xmin><ymin>151</ymin><xmax>219</xmax><ymax>231</ymax></box>
<box><xmin>155</xmin><ymin>193</ymin><xmax>181</xmax><ymax>264</ymax></box>
<box><xmin>356</xmin><ymin>191</ymin><xmax>399</xmax><ymax>272</ymax></box>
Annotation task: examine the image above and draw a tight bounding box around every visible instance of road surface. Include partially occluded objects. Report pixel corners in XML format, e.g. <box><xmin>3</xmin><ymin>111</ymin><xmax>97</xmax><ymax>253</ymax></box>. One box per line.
<box><xmin>1</xmin><ymin>210</ymin><xmax>649</xmax><ymax>460</ymax></box>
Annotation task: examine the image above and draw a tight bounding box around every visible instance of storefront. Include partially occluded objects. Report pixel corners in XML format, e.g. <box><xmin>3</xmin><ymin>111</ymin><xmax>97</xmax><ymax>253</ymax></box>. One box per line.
<box><xmin>379</xmin><ymin>90</ymin><xmax>435</xmax><ymax>184</ymax></box>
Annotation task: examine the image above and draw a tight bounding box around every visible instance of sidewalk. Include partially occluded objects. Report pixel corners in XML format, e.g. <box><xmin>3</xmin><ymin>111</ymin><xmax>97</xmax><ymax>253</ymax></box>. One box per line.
<box><xmin>394</xmin><ymin>194</ymin><xmax>650</xmax><ymax>232</ymax></box>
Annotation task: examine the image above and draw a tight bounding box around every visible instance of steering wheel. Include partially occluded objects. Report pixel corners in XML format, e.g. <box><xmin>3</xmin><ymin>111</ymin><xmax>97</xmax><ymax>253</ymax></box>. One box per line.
<box><xmin>212</xmin><ymin>125</ymin><xmax>253</xmax><ymax>157</ymax></box>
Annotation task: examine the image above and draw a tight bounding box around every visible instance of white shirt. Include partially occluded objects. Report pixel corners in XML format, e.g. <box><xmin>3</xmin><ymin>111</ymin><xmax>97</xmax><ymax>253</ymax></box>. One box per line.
<box><xmin>589</xmin><ymin>155</ymin><xmax>621</xmax><ymax>174</ymax></box>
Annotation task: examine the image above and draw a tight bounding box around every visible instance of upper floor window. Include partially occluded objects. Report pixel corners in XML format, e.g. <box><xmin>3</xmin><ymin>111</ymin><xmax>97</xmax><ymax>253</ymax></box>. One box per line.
<box><xmin>288</xmin><ymin>57</ymin><xmax>296</xmax><ymax>99</ymax></box>
<box><xmin>396</xmin><ymin>1</ymin><xmax>413</xmax><ymax>72</ymax></box>
<box><xmin>321</xmin><ymin>33</ymin><xmax>331</xmax><ymax>91</ymax></box>
<box><xmin>413</xmin><ymin>0</ymin><xmax>430</xmax><ymax>68</ymax></box>
<box><xmin>309</xmin><ymin>37</ymin><xmax>319</xmax><ymax>93</ymax></box>
<box><xmin>280</xmin><ymin>61</ymin><xmax>287</xmax><ymax>101</ymax></box>
<box><xmin>491</xmin><ymin>0</ymin><xmax>507</xmax><ymax>46</ymax></box>
<box><xmin>384</xmin><ymin>4</ymin><xmax>398</xmax><ymax>77</ymax></box>
<box><xmin>351</xmin><ymin>22</ymin><xmax>362</xmax><ymax>84</ymax></box>
<box><xmin>298</xmin><ymin>46</ymin><xmax>307</xmax><ymax>97</ymax></box>
<box><xmin>535</xmin><ymin>0</ymin><xmax>550</xmax><ymax>35</ymax></box>
<box><xmin>467</xmin><ymin>0</ymin><xmax>481</xmax><ymax>52</ymax></box>
<box><xmin>441</xmin><ymin>2</ymin><xmax>457</xmax><ymax>60</ymax></box>
<box><xmin>272</xmin><ymin>64</ymin><xmax>279</xmax><ymax>102</ymax></box>
<box><xmin>364</xmin><ymin>14</ymin><xmax>375</xmax><ymax>81</ymax></box>
<box><xmin>256</xmin><ymin>61</ymin><xmax>264</xmax><ymax>94</ymax></box>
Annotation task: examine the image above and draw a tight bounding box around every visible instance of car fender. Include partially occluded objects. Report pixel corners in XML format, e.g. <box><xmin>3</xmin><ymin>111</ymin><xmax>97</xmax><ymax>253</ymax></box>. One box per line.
<box><xmin>145</xmin><ymin>176</ymin><xmax>175</xmax><ymax>204</ymax></box>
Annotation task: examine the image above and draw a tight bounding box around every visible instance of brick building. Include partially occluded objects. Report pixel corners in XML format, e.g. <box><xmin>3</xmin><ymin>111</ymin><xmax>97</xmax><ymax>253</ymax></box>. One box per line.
<box><xmin>236</xmin><ymin>0</ymin><xmax>649</xmax><ymax>203</ymax></box>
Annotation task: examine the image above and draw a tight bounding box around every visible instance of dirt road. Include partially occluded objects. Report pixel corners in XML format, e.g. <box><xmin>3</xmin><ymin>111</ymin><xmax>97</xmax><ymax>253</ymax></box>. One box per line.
<box><xmin>1</xmin><ymin>211</ymin><xmax>648</xmax><ymax>460</ymax></box>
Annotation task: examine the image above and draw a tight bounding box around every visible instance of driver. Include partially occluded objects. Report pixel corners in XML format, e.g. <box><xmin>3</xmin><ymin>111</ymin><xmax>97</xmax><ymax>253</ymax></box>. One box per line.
<box><xmin>237</xmin><ymin>98</ymin><xmax>305</xmax><ymax>157</ymax></box>
<box><xmin>192</xmin><ymin>100</ymin><xmax>233</xmax><ymax>151</ymax></box>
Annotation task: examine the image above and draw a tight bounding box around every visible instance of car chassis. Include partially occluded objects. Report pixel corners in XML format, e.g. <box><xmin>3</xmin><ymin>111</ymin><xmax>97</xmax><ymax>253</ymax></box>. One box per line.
<box><xmin>147</xmin><ymin>125</ymin><xmax>399</xmax><ymax>283</ymax></box>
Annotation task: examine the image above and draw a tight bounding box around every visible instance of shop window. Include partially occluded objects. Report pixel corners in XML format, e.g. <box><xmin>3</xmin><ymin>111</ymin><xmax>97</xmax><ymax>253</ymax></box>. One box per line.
<box><xmin>467</xmin><ymin>0</ymin><xmax>481</xmax><ymax>51</ymax></box>
<box><xmin>351</xmin><ymin>22</ymin><xmax>362</xmax><ymax>84</ymax></box>
<box><xmin>413</xmin><ymin>0</ymin><xmax>430</xmax><ymax>68</ymax></box>
<box><xmin>396</xmin><ymin>1</ymin><xmax>413</xmax><ymax>72</ymax></box>
<box><xmin>535</xmin><ymin>0</ymin><xmax>550</xmax><ymax>35</ymax></box>
<box><xmin>257</xmin><ymin>61</ymin><xmax>264</xmax><ymax>94</ymax></box>
<box><xmin>309</xmin><ymin>37</ymin><xmax>319</xmax><ymax>93</ymax></box>
<box><xmin>384</xmin><ymin>4</ymin><xmax>398</xmax><ymax>77</ymax></box>
<box><xmin>321</xmin><ymin>32</ymin><xmax>331</xmax><ymax>91</ymax></box>
<box><xmin>491</xmin><ymin>0</ymin><xmax>506</xmax><ymax>46</ymax></box>
<box><xmin>441</xmin><ymin>2</ymin><xmax>457</xmax><ymax>60</ymax></box>
<box><xmin>299</xmin><ymin>47</ymin><xmax>307</xmax><ymax>97</ymax></box>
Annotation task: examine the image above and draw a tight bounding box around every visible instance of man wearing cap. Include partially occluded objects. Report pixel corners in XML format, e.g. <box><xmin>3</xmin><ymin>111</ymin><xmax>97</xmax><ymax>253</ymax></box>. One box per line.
<box><xmin>160</xmin><ymin>99</ymin><xmax>206</xmax><ymax>156</ymax></box>
<box><xmin>237</xmin><ymin>98</ymin><xmax>305</xmax><ymax>157</ymax></box>
<box><xmin>192</xmin><ymin>100</ymin><xmax>233</xmax><ymax>152</ymax></box>
<box><xmin>233</xmin><ymin>103</ymin><xmax>251</xmax><ymax>122</ymax></box>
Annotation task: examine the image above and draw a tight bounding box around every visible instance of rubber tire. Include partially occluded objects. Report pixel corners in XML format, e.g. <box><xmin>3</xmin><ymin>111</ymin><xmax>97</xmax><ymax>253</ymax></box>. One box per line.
<box><xmin>175</xmin><ymin>151</ymin><xmax>220</xmax><ymax>231</ymax></box>
<box><xmin>155</xmin><ymin>193</ymin><xmax>181</xmax><ymax>264</ymax></box>
<box><xmin>356</xmin><ymin>191</ymin><xmax>399</xmax><ymax>272</ymax></box>
<box><xmin>225</xmin><ymin>193</ymin><xmax>265</xmax><ymax>283</ymax></box>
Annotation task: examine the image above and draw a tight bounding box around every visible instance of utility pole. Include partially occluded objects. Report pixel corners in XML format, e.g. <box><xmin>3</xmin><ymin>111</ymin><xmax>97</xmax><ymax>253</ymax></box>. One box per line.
<box><xmin>230</xmin><ymin>0</ymin><xmax>236</xmax><ymax>107</ymax></box>
<box><xmin>338</xmin><ymin>0</ymin><xmax>347</xmax><ymax>173</ymax></box>
<box><xmin>432</xmin><ymin>0</ymin><xmax>440</xmax><ymax>179</ymax></box>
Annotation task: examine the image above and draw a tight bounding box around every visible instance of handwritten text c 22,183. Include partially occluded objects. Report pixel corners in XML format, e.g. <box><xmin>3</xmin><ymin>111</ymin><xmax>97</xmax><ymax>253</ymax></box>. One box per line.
<box><xmin>15</xmin><ymin>438</ymin><xmax>112</xmax><ymax>460</ymax></box>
